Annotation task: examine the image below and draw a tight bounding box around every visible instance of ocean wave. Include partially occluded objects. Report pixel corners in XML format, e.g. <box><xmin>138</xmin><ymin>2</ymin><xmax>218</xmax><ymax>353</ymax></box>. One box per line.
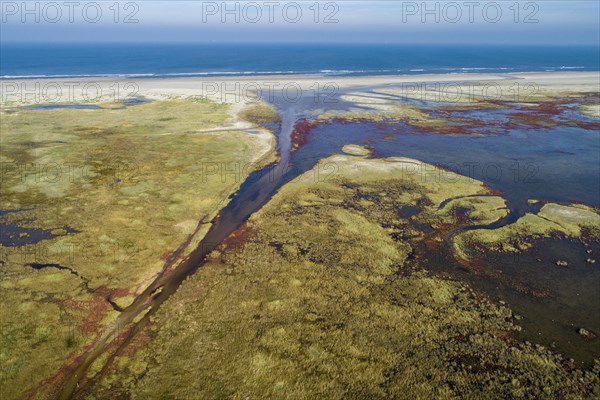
<box><xmin>457</xmin><ymin>67</ymin><xmax>515</xmax><ymax>71</ymax></box>
<box><xmin>0</xmin><ymin>73</ymin><xmax>154</xmax><ymax>79</ymax></box>
<box><xmin>0</xmin><ymin>66</ymin><xmax>593</xmax><ymax>80</ymax></box>
<box><xmin>0</xmin><ymin>71</ymin><xmax>319</xmax><ymax>79</ymax></box>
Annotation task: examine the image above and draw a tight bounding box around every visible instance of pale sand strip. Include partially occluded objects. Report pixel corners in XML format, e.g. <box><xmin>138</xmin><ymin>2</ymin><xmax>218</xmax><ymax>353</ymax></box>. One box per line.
<box><xmin>1</xmin><ymin>71</ymin><xmax>599</xmax><ymax>106</ymax></box>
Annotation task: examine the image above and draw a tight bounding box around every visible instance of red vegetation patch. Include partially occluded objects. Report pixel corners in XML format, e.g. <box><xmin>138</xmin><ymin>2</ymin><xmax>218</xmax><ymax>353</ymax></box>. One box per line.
<box><xmin>505</xmin><ymin>100</ymin><xmax>600</xmax><ymax>131</ymax></box>
<box><xmin>80</xmin><ymin>290</ymin><xmax>114</xmax><ymax>335</ymax></box>
<box><xmin>26</xmin><ymin>288</ymin><xmax>122</xmax><ymax>399</ymax></box>
<box><xmin>290</xmin><ymin>118</ymin><xmax>318</xmax><ymax>150</ymax></box>
<box><xmin>409</xmin><ymin>118</ymin><xmax>491</xmax><ymax>136</ymax></box>
<box><xmin>120</xmin><ymin>326</ymin><xmax>153</xmax><ymax>357</ymax></box>
<box><xmin>573</xmin><ymin>120</ymin><xmax>600</xmax><ymax>130</ymax></box>
<box><xmin>218</xmin><ymin>224</ymin><xmax>254</xmax><ymax>256</ymax></box>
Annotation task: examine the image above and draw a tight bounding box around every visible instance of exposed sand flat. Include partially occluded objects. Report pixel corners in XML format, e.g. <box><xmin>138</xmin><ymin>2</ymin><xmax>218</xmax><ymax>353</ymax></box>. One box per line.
<box><xmin>581</xmin><ymin>104</ymin><xmax>600</xmax><ymax>119</ymax></box>
<box><xmin>2</xmin><ymin>71</ymin><xmax>599</xmax><ymax>106</ymax></box>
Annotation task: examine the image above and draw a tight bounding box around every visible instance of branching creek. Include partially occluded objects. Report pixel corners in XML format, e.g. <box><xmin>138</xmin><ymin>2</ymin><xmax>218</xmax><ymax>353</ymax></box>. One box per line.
<box><xmin>52</xmin><ymin>83</ymin><xmax>600</xmax><ymax>399</ymax></box>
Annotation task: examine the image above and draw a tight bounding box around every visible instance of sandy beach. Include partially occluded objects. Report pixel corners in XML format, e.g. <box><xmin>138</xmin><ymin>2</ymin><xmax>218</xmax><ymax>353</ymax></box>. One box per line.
<box><xmin>2</xmin><ymin>71</ymin><xmax>599</xmax><ymax>107</ymax></box>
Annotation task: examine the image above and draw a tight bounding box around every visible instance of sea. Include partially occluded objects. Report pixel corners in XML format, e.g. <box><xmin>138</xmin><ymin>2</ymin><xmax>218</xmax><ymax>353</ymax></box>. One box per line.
<box><xmin>1</xmin><ymin>42</ymin><xmax>599</xmax><ymax>79</ymax></box>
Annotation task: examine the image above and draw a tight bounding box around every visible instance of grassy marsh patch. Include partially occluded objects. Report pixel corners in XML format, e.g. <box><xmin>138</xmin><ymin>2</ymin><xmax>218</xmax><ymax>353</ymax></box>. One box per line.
<box><xmin>0</xmin><ymin>97</ymin><xmax>276</xmax><ymax>399</ymax></box>
<box><xmin>455</xmin><ymin>203</ymin><xmax>600</xmax><ymax>258</ymax></box>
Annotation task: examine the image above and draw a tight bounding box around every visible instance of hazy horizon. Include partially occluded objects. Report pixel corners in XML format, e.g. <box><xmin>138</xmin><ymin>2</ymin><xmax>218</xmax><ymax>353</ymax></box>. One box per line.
<box><xmin>2</xmin><ymin>1</ymin><xmax>599</xmax><ymax>45</ymax></box>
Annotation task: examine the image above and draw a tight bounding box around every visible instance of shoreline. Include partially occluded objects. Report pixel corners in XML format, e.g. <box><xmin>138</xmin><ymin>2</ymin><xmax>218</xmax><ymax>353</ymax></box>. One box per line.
<box><xmin>1</xmin><ymin>70</ymin><xmax>598</xmax><ymax>86</ymax></box>
<box><xmin>1</xmin><ymin>69</ymin><xmax>598</xmax><ymax>80</ymax></box>
<box><xmin>2</xmin><ymin>71</ymin><xmax>599</xmax><ymax>107</ymax></box>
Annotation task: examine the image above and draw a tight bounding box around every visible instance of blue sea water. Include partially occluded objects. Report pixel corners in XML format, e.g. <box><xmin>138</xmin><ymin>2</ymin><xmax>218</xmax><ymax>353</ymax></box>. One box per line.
<box><xmin>1</xmin><ymin>43</ymin><xmax>598</xmax><ymax>79</ymax></box>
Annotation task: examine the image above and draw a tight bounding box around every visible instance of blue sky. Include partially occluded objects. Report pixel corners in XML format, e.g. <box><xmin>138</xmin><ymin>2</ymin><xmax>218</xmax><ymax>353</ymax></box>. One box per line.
<box><xmin>1</xmin><ymin>1</ymin><xmax>599</xmax><ymax>44</ymax></box>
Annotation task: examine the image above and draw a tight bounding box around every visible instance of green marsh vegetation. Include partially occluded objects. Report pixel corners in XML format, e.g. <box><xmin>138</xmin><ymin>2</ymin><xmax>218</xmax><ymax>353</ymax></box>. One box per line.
<box><xmin>453</xmin><ymin>203</ymin><xmax>600</xmax><ymax>260</ymax></box>
<box><xmin>238</xmin><ymin>102</ymin><xmax>280</xmax><ymax>126</ymax></box>
<box><xmin>0</xmin><ymin>97</ymin><xmax>276</xmax><ymax>399</ymax></box>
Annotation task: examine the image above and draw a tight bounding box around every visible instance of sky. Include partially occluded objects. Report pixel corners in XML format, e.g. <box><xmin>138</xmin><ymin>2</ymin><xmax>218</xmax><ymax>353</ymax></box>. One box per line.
<box><xmin>1</xmin><ymin>1</ymin><xmax>599</xmax><ymax>45</ymax></box>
